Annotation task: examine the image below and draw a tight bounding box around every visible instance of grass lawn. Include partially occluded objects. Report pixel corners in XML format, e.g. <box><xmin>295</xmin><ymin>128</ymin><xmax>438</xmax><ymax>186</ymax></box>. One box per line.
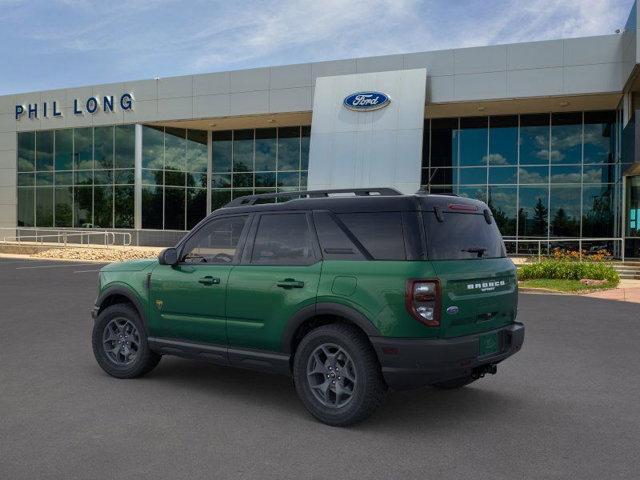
<box><xmin>518</xmin><ymin>278</ymin><xmax>618</xmax><ymax>293</ymax></box>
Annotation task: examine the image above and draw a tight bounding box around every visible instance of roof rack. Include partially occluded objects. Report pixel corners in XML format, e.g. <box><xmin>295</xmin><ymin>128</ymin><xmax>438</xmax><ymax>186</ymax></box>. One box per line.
<box><xmin>225</xmin><ymin>188</ymin><xmax>402</xmax><ymax>207</ymax></box>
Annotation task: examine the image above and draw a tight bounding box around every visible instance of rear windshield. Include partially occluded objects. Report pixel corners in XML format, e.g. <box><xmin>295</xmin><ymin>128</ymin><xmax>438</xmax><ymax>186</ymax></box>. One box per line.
<box><xmin>423</xmin><ymin>211</ymin><xmax>506</xmax><ymax>260</ymax></box>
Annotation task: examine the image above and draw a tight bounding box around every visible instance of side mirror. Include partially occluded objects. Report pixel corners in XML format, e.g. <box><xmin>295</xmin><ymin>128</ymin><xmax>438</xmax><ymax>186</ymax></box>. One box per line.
<box><xmin>158</xmin><ymin>247</ymin><xmax>178</xmax><ymax>266</ymax></box>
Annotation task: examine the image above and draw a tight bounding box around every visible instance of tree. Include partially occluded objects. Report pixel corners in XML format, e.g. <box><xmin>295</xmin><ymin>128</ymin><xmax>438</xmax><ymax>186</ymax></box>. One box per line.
<box><xmin>551</xmin><ymin>208</ymin><xmax>579</xmax><ymax>237</ymax></box>
<box><xmin>532</xmin><ymin>198</ymin><xmax>548</xmax><ymax>237</ymax></box>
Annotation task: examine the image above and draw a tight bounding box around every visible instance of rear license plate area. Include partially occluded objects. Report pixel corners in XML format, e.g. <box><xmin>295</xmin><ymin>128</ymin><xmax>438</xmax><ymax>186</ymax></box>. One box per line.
<box><xmin>479</xmin><ymin>332</ymin><xmax>499</xmax><ymax>356</ymax></box>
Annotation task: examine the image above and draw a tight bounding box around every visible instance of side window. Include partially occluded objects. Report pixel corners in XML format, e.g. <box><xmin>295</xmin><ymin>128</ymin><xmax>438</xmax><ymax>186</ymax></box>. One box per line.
<box><xmin>251</xmin><ymin>213</ymin><xmax>315</xmax><ymax>265</ymax></box>
<box><xmin>182</xmin><ymin>215</ymin><xmax>248</xmax><ymax>264</ymax></box>
<box><xmin>313</xmin><ymin>211</ymin><xmax>365</xmax><ymax>260</ymax></box>
<box><xmin>337</xmin><ymin>212</ymin><xmax>406</xmax><ymax>260</ymax></box>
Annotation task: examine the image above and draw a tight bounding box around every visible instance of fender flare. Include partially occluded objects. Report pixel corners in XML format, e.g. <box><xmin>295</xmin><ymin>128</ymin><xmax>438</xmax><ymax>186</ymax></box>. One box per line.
<box><xmin>95</xmin><ymin>285</ymin><xmax>149</xmax><ymax>332</ymax></box>
<box><xmin>281</xmin><ymin>302</ymin><xmax>381</xmax><ymax>354</ymax></box>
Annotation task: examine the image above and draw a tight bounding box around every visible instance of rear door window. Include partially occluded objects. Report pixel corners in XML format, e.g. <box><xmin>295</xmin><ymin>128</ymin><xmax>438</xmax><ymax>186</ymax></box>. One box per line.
<box><xmin>423</xmin><ymin>211</ymin><xmax>505</xmax><ymax>260</ymax></box>
<box><xmin>251</xmin><ymin>213</ymin><xmax>315</xmax><ymax>265</ymax></box>
<box><xmin>337</xmin><ymin>212</ymin><xmax>406</xmax><ymax>260</ymax></box>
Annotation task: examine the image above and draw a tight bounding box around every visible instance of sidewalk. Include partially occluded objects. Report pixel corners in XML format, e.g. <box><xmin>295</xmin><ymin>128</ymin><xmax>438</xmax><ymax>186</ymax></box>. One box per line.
<box><xmin>583</xmin><ymin>280</ymin><xmax>640</xmax><ymax>303</ymax></box>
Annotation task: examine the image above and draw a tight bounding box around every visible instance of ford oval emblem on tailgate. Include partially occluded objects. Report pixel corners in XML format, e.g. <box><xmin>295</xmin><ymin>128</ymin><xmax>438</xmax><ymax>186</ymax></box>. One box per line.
<box><xmin>446</xmin><ymin>306</ymin><xmax>459</xmax><ymax>315</ymax></box>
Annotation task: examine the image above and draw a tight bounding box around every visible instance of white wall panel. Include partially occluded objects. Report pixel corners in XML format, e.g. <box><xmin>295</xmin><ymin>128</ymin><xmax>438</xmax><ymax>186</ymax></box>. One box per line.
<box><xmin>308</xmin><ymin>69</ymin><xmax>426</xmax><ymax>194</ymax></box>
<box><xmin>194</xmin><ymin>72</ymin><xmax>230</xmax><ymax>96</ymax></box>
<box><xmin>507</xmin><ymin>40</ymin><xmax>564</xmax><ymax>70</ymax></box>
<box><xmin>270</xmin><ymin>64</ymin><xmax>312</xmax><ymax>89</ymax></box>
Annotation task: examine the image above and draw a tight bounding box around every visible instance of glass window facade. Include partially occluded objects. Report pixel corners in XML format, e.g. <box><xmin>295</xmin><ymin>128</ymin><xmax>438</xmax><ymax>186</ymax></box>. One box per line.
<box><xmin>422</xmin><ymin>111</ymin><xmax>619</xmax><ymax>241</ymax></box>
<box><xmin>15</xmin><ymin>113</ymin><xmax>618</xmax><ymax>243</ymax></box>
<box><xmin>211</xmin><ymin>126</ymin><xmax>310</xmax><ymax>211</ymax></box>
<box><xmin>18</xmin><ymin>124</ymin><xmax>310</xmax><ymax>232</ymax></box>
<box><xmin>141</xmin><ymin>126</ymin><xmax>208</xmax><ymax>230</ymax></box>
<box><xmin>17</xmin><ymin>125</ymin><xmax>135</xmax><ymax>228</ymax></box>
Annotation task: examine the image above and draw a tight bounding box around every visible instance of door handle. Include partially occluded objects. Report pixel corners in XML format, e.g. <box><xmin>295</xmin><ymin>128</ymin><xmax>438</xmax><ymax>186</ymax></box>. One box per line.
<box><xmin>276</xmin><ymin>278</ymin><xmax>305</xmax><ymax>289</ymax></box>
<box><xmin>198</xmin><ymin>276</ymin><xmax>220</xmax><ymax>286</ymax></box>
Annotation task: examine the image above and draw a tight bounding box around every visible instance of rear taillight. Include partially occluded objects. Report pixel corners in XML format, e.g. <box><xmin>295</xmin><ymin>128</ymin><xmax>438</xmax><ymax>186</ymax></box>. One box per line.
<box><xmin>405</xmin><ymin>279</ymin><xmax>440</xmax><ymax>327</ymax></box>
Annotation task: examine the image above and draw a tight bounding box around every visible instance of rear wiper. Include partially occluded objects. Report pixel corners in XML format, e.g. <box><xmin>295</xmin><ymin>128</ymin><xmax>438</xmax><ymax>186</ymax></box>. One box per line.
<box><xmin>461</xmin><ymin>247</ymin><xmax>486</xmax><ymax>258</ymax></box>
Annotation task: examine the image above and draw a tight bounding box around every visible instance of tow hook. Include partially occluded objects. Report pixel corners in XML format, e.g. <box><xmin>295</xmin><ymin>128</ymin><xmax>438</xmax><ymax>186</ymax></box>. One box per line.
<box><xmin>472</xmin><ymin>364</ymin><xmax>497</xmax><ymax>379</ymax></box>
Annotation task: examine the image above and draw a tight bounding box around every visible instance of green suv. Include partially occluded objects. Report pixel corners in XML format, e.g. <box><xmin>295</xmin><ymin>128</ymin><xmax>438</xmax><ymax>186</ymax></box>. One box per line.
<box><xmin>91</xmin><ymin>188</ymin><xmax>524</xmax><ymax>426</ymax></box>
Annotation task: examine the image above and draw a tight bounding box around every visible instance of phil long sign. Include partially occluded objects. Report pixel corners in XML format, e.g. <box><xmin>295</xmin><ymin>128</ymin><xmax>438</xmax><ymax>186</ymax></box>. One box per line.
<box><xmin>15</xmin><ymin>93</ymin><xmax>134</xmax><ymax>120</ymax></box>
<box><xmin>343</xmin><ymin>91</ymin><xmax>390</xmax><ymax>111</ymax></box>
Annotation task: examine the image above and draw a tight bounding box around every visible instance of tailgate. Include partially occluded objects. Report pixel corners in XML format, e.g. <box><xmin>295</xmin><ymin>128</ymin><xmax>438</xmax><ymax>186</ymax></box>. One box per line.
<box><xmin>432</xmin><ymin>258</ymin><xmax>517</xmax><ymax>338</ymax></box>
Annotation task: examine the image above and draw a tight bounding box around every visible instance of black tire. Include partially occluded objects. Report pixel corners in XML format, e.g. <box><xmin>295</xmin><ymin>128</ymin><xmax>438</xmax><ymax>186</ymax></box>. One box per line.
<box><xmin>293</xmin><ymin>324</ymin><xmax>387</xmax><ymax>427</ymax></box>
<box><xmin>432</xmin><ymin>375</ymin><xmax>477</xmax><ymax>390</ymax></box>
<box><xmin>92</xmin><ymin>303</ymin><xmax>161</xmax><ymax>379</ymax></box>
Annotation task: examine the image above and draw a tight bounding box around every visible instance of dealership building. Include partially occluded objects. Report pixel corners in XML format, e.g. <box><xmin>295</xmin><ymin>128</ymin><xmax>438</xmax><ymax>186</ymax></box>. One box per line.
<box><xmin>2</xmin><ymin>4</ymin><xmax>640</xmax><ymax>256</ymax></box>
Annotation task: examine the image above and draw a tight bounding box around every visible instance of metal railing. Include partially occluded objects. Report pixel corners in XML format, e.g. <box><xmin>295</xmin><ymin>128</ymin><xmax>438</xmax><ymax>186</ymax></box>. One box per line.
<box><xmin>0</xmin><ymin>228</ymin><xmax>132</xmax><ymax>248</ymax></box>
<box><xmin>503</xmin><ymin>237</ymin><xmax>625</xmax><ymax>261</ymax></box>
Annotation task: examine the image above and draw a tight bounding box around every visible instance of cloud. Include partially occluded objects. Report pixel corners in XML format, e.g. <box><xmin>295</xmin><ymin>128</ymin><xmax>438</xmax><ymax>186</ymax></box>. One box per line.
<box><xmin>519</xmin><ymin>167</ymin><xmax>547</xmax><ymax>183</ymax></box>
<box><xmin>0</xmin><ymin>0</ymin><xmax>635</xmax><ymax>93</ymax></box>
<box><xmin>483</xmin><ymin>153</ymin><xmax>508</xmax><ymax>165</ymax></box>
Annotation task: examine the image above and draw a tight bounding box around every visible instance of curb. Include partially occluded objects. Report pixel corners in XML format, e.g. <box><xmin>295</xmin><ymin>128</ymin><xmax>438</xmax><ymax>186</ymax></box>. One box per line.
<box><xmin>519</xmin><ymin>287</ymin><xmax>566</xmax><ymax>295</ymax></box>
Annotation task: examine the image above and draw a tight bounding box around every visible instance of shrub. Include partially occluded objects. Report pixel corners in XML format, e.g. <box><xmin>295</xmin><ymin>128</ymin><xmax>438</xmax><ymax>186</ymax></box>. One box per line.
<box><xmin>518</xmin><ymin>259</ymin><xmax>619</xmax><ymax>285</ymax></box>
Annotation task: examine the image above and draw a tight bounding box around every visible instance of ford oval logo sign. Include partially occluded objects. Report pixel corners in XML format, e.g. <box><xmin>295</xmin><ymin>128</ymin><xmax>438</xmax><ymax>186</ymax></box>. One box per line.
<box><xmin>343</xmin><ymin>91</ymin><xmax>390</xmax><ymax>111</ymax></box>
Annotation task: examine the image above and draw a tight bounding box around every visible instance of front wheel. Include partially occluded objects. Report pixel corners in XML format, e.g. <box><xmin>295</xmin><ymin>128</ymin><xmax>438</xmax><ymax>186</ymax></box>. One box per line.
<box><xmin>92</xmin><ymin>304</ymin><xmax>161</xmax><ymax>379</ymax></box>
<box><xmin>293</xmin><ymin>324</ymin><xmax>387</xmax><ymax>427</ymax></box>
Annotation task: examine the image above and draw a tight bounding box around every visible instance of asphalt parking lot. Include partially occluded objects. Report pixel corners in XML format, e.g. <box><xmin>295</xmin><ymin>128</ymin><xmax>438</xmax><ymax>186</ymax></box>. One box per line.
<box><xmin>1</xmin><ymin>257</ymin><xmax>639</xmax><ymax>479</ymax></box>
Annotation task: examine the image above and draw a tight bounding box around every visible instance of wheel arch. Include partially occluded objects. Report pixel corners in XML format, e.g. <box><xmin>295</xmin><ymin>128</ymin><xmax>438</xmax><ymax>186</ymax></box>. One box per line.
<box><xmin>96</xmin><ymin>285</ymin><xmax>149</xmax><ymax>332</ymax></box>
<box><xmin>282</xmin><ymin>302</ymin><xmax>380</xmax><ymax>355</ymax></box>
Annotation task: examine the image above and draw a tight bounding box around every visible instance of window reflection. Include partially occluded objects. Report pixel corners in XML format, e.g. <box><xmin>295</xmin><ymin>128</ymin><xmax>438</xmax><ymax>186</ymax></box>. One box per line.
<box><xmin>456</xmin><ymin>186</ymin><xmax>487</xmax><ymax>202</ymax></box>
<box><xmin>255</xmin><ymin>128</ymin><xmax>277</xmax><ymax>171</ymax></box>
<box><xmin>518</xmin><ymin>187</ymin><xmax>548</xmax><ymax>237</ymax></box>
<box><xmin>18</xmin><ymin>132</ymin><xmax>35</xmax><ymax>172</ymax></box>
<box><xmin>519</xmin><ymin>166</ymin><xmax>548</xmax><ymax>184</ymax></box>
<box><xmin>233</xmin><ymin>129</ymin><xmax>254</xmax><ymax>172</ymax></box>
<box><xmin>142</xmin><ymin>126</ymin><xmax>209</xmax><ymax>230</ymax></box>
<box><xmin>458</xmin><ymin>167</ymin><xmax>486</xmax><ymax>185</ymax></box>
<box><xmin>17</xmin><ymin>126</ymin><xmax>136</xmax><ymax>229</ymax></box>
<box><xmin>489</xmin><ymin>167</ymin><xmax>517</xmax><ymax>184</ymax></box>
<box><xmin>584</xmin><ymin>111</ymin><xmax>615</xmax><ymax>164</ymax></box>
<box><xmin>519</xmin><ymin>114</ymin><xmax>549</xmax><ymax>165</ymax></box>
<box><xmin>550</xmin><ymin>166</ymin><xmax>581</xmax><ymax>183</ymax></box>
<box><xmin>94</xmin><ymin>127</ymin><xmax>114</xmax><ymax>170</ymax></box>
<box><xmin>550</xmin><ymin>186</ymin><xmax>580</xmax><ymax>237</ymax></box>
<box><xmin>488</xmin><ymin>116</ymin><xmax>517</xmax><ymax>166</ymax></box>
<box><xmin>582</xmin><ymin>185</ymin><xmax>614</xmax><ymax>237</ymax></box>
<box><xmin>74</xmin><ymin>128</ymin><xmax>93</xmax><ymax>171</ymax></box>
<box><xmin>55</xmin><ymin>130</ymin><xmax>73</xmax><ymax>171</ymax></box>
<box><xmin>35</xmin><ymin>131</ymin><xmax>54</xmax><ymax>172</ymax></box>
<box><xmin>212</xmin><ymin>131</ymin><xmax>232</xmax><ymax>172</ymax></box>
<box><xmin>457</xmin><ymin>117</ymin><xmax>487</xmax><ymax>167</ymax></box>
<box><xmin>488</xmin><ymin>186</ymin><xmax>517</xmax><ymax>236</ymax></box>
<box><xmin>551</xmin><ymin>113</ymin><xmax>582</xmax><ymax>165</ymax></box>
<box><xmin>211</xmin><ymin>126</ymin><xmax>310</xmax><ymax>214</ymax></box>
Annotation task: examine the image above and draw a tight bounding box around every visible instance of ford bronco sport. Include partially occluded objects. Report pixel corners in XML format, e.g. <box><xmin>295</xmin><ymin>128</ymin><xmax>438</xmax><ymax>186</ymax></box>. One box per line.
<box><xmin>92</xmin><ymin>188</ymin><xmax>524</xmax><ymax>426</ymax></box>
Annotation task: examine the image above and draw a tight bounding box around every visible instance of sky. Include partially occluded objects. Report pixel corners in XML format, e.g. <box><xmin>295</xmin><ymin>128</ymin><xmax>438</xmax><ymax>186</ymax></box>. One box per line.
<box><xmin>0</xmin><ymin>0</ymin><xmax>636</xmax><ymax>95</ymax></box>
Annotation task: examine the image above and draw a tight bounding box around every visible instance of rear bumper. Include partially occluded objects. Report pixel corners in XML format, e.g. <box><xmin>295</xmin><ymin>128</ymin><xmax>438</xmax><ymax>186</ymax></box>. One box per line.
<box><xmin>370</xmin><ymin>323</ymin><xmax>524</xmax><ymax>390</ymax></box>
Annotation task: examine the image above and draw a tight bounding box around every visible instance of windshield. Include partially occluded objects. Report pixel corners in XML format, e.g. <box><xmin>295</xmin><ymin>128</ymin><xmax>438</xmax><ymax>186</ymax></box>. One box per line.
<box><xmin>423</xmin><ymin>211</ymin><xmax>506</xmax><ymax>260</ymax></box>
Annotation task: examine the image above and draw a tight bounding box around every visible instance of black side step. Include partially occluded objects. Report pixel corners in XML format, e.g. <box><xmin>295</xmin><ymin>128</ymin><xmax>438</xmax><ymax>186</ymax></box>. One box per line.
<box><xmin>148</xmin><ymin>337</ymin><xmax>291</xmax><ymax>376</ymax></box>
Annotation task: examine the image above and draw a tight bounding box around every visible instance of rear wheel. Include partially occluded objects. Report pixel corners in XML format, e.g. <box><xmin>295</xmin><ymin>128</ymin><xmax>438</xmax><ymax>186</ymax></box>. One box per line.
<box><xmin>293</xmin><ymin>324</ymin><xmax>387</xmax><ymax>426</ymax></box>
<box><xmin>432</xmin><ymin>375</ymin><xmax>477</xmax><ymax>390</ymax></box>
<box><xmin>92</xmin><ymin>304</ymin><xmax>161</xmax><ymax>379</ymax></box>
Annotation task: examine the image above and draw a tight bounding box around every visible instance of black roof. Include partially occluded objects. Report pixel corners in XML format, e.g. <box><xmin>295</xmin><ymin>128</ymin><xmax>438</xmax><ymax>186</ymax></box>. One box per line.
<box><xmin>211</xmin><ymin>188</ymin><xmax>488</xmax><ymax>216</ymax></box>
